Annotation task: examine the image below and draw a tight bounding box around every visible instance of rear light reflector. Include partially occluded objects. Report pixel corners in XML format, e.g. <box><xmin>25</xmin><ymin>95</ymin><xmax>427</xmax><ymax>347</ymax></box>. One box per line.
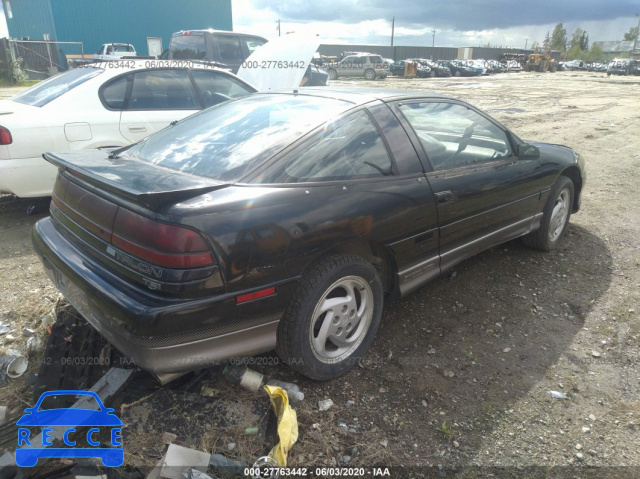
<box><xmin>236</xmin><ymin>287</ymin><xmax>277</xmax><ymax>304</ymax></box>
<box><xmin>0</xmin><ymin>126</ymin><xmax>12</xmax><ymax>145</ymax></box>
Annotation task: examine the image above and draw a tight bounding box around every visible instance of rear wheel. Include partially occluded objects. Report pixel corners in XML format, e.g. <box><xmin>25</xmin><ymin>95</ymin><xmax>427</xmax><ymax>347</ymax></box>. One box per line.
<box><xmin>430</xmin><ymin>70</ymin><xmax>436</xmax><ymax>78</ymax></box>
<box><xmin>364</xmin><ymin>69</ymin><xmax>376</xmax><ymax>80</ymax></box>
<box><xmin>454</xmin><ymin>70</ymin><xmax>461</xmax><ymax>77</ymax></box>
<box><xmin>276</xmin><ymin>255</ymin><xmax>383</xmax><ymax>380</ymax></box>
<box><xmin>328</xmin><ymin>68</ymin><xmax>338</xmax><ymax>80</ymax></box>
<box><xmin>523</xmin><ymin>176</ymin><xmax>574</xmax><ymax>251</ymax></box>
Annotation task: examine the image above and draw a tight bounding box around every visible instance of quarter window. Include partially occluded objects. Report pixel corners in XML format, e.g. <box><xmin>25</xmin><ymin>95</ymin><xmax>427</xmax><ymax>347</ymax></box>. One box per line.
<box><xmin>260</xmin><ymin>110</ymin><xmax>394</xmax><ymax>183</ymax></box>
<box><xmin>399</xmin><ymin>102</ymin><xmax>512</xmax><ymax>170</ymax></box>
<box><xmin>101</xmin><ymin>75</ymin><xmax>129</xmax><ymax>109</ymax></box>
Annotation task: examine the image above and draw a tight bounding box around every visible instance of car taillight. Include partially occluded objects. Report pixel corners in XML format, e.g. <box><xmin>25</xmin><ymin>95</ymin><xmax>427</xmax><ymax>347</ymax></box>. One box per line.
<box><xmin>111</xmin><ymin>208</ymin><xmax>214</xmax><ymax>268</ymax></box>
<box><xmin>0</xmin><ymin>126</ymin><xmax>12</xmax><ymax>145</ymax></box>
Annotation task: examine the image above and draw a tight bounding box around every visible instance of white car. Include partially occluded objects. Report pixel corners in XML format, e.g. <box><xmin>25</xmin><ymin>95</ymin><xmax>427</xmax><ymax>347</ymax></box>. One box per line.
<box><xmin>0</xmin><ymin>60</ymin><xmax>256</xmax><ymax>197</ymax></box>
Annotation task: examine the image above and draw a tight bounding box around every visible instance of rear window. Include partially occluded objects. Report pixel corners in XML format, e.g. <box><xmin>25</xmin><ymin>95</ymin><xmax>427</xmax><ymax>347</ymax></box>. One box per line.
<box><xmin>126</xmin><ymin>94</ymin><xmax>352</xmax><ymax>182</ymax></box>
<box><xmin>12</xmin><ymin>67</ymin><xmax>103</xmax><ymax>107</ymax></box>
<box><xmin>169</xmin><ymin>33</ymin><xmax>207</xmax><ymax>60</ymax></box>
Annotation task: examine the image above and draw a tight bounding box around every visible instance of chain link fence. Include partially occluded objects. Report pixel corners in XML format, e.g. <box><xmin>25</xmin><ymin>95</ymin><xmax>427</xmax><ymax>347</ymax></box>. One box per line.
<box><xmin>0</xmin><ymin>38</ymin><xmax>84</xmax><ymax>83</ymax></box>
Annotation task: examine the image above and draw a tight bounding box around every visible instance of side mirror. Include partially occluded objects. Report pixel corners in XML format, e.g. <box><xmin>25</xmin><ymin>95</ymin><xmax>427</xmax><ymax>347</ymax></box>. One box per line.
<box><xmin>518</xmin><ymin>143</ymin><xmax>540</xmax><ymax>159</ymax></box>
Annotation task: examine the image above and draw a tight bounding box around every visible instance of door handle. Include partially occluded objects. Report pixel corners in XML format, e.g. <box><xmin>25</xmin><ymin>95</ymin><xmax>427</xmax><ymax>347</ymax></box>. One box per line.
<box><xmin>128</xmin><ymin>125</ymin><xmax>147</xmax><ymax>133</ymax></box>
<box><xmin>435</xmin><ymin>190</ymin><xmax>455</xmax><ymax>206</ymax></box>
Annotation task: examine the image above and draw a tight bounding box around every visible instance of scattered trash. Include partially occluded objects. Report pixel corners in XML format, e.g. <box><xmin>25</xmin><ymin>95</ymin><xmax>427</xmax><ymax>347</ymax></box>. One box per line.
<box><xmin>0</xmin><ymin>325</ymin><xmax>10</xmax><ymax>335</ymax></box>
<box><xmin>0</xmin><ymin>354</ymin><xmax>28</xmax><ymax>384</ymax></box>
<box><xmin>444</xmin><ymin>370</ymin><xmax>455</xmax><ymax>378</ymax></box>
<box><xmin>223</xmin><ymin>365</ymin><xmax>305</xmax><ymax>405</ymax></box>
<box><xmin>22</xmin><ymin>328</ymin><xmax>35</xmax><ymax>337</ymax></box>
<box><xmin>223</xmin><ymin>364</ymin><xmax>264</xmax><ymax>392</ymax></box>
<box><xmin>182</xmin><ymin>469</ymin><xmax>213</xmax><ymax>479</ymax></box>
<box><xmin>312</xmin><ymin>423</ymin><xmax>320</xmax><ymax>429</ymax></box>
<box><xmin>244</xmin><ymin>427</ymin><xmax>259</xmax><ymax>436</ymax></box>
<box><xmin>380</xmin><ymin>439</ymin><xmax>388</xmax><ymax>448</ymax></box>
<box><xmin>251</xmin><ymin>456</ymin><xmax>279</xmax><ymax>478</ymax></box>
<box><xmin>548</xmin><ymin>390</ymin><xmax>568</xmax><ymax>399</ymax></box>
<box><xmin>337</xmin><ymin>419</ymin><xmax>348</xmax><ymax>428</ymax></box>
<box><xmin>227</xmin><ymin>442</ymin><xmax>236</xmax><ymax>451</ymax></box>
<box><xmin>40</xmin><ymin>310</ymin><xmax>56</xmax><ymax>329</ymax></box>
<box><xmin>26</xmin><ymin>336</ymin><xmax>44</xmax><ymax>354</ymax></box>
<box><xmin>318</xmin><ymin>399</ymin><xmax>333</xmax><ymax>411</ymax></box>
<box><xmin>266</xmin><ymin>379</ymin><xmax>304</xmax><ymax>404</ymax></box>
<box><xmin>264</xmin><ymin>384</ymin><xmax>299</xmax><ymax>467</ymax></box>
<box><xmin>160</xmin><ymin>444</ymin><xmax>210</xmax><ymax>479</ymax></box>
<box><xmin>199</xmin><ymin>386</ymin><xmax>219</xmax><ymax>397</ymax></box>
<box><xmin>26</xmin><ymin>205</ymin><xmax>37</xmax><ymax>216</ymax></box>
<box><xmin>428</xmin><ymin>347</ymin><xmax>436</xmax><ymax>355</ymax></box>
<box><xmin>209</xmin><ymin>454</ymin><xmax>247</xmax><ymax>475</ymax></box>
<box><xmin>161</xmin><ymin>432</ymin><xmax>177</xmax><ymax>445</ymax></box>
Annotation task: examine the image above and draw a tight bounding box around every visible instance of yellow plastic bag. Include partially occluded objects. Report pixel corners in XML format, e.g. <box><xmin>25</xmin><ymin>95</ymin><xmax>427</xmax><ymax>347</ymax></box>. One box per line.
<box><xmin>263</xmin><ymin>385</ymin><xmax>299</xmax><ymax>467</ymax></box>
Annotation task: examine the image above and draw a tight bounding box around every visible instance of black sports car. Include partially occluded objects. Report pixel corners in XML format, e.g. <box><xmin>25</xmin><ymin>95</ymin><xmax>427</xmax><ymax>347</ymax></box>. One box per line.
<box><xmin>33</xmin><ymin>88</ymin><xmax>586</xmax><ymax>382</ymax></box>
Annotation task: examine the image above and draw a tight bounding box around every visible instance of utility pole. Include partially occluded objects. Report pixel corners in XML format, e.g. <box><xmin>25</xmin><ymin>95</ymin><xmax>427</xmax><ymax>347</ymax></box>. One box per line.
<box><xmin>276</xmin><ymin>19</ymin><xmax>281</xmax><ymax>37</ymax></box>
<box><xmin>633</xmin><ymin>13</ymin><xmax>640</xmax><ymax>55</ymax></box>
<box><xmin>391</xmin><ymin>16</ymin><xmax>395</xmax><ymax>46</ymax></box>
<box><xmin>431</xmin><ymin>29</ymin><xmax>436</xmax><ymax>48</ymax></box>
<box><xmin>524</xmin><ymin>38</ymin><xmax>529</xmax><ymax>49</ymax></box>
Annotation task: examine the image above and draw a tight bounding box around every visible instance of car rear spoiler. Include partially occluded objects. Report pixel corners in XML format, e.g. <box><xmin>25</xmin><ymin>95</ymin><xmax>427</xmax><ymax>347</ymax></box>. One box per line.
<box><xmin>44</xmin><ymin>151</ymin><xmax>228</xmax><ymax>211</ymax></box>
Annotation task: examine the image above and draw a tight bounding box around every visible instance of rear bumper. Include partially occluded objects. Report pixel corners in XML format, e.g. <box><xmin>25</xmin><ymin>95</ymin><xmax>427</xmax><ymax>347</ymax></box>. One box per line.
<box><xmin>0</xmin><ymin>157</ymin><xmax>58</xmax><ymax>197</ymax></box>
<box><xmin>33</xmin><ymin>217</ymin><xmax>299</xmax><ymax>376</ymax></box>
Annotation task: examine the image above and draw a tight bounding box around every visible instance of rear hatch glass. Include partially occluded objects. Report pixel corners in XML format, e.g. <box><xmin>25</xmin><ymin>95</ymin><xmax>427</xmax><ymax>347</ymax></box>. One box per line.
<box><xmin>169</xmin><ymin>33</ymin><xmax>207</xmax><ymax>60</ymax></box>
<box><xmin>125</xmin><ymin>94</ymin><xmax>352</xmax><ymax>182</ymax></box>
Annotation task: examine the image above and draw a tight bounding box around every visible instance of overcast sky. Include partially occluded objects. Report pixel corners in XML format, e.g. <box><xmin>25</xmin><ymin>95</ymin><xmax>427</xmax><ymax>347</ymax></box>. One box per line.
<box><xmin>233</xmin><ymin>0</ymin><xmax>640</xmax><ymax>48</ymax></box>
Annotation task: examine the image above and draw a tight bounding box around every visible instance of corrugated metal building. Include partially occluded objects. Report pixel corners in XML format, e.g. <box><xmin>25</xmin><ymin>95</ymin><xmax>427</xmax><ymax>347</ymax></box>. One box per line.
<box><xmin>3</xmin><ymin>0</ymin><xmax>232</xmax><ymax>55</ymax></box>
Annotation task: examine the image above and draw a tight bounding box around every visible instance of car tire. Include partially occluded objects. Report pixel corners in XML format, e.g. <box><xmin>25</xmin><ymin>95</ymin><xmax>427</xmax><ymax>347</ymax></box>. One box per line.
<box><xmin>328</xmin><ymin>69</ymin><xmax>338</xmax><ymax>80</ymax></box>
<box><xmin>364</xmin><ymin>69</ymin><xmax>376</xmax><ymax>80</ymax></box>
<box><xmin>276</xmin><ymin>254</ymin><xmax>383</xmax><ymax>380</ymax></box>
<box><xmin>523</xmin><ymin>176</ymin><xmax>574</xmax><ymax>251</ymax></box>
<box><xmin>454</xmin><ymin>71</ymin><xmax>461</xmax><ymax>77</ymax></box>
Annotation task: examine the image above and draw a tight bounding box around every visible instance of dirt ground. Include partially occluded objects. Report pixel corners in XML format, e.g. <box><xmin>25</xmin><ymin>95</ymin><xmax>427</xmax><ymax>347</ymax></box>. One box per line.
<box><xmin>1</xmin><ymin>71</ymin><xmax>639</xmax><ymax>477</ymax></box>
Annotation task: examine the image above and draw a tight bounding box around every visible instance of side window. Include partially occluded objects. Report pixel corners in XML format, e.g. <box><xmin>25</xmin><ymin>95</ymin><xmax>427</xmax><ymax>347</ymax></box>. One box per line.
<box><xmin>259</xmin><ymin>110</ymin><xmax>394</xmax><ymax>183</ymax></box>
<box><xmin>129</xmin><ymin>70</ymin><xmax>198</xmax><ymax>110</ymax></box>
<box><xmin>101</xmin><ymin>74</ymin><xmax>129</xmax><ymax>110</ymax></box>
<box><xmin>190</xmin><ymin>70</ymin><xmax>253</xmax><ymax>108</ymax></box>
<box><xmin>217</xmin><ymin>35</ymin><xmax>244</xmax><ymax>63</ymax></box>
<box><xmin>398</xmin><ymin>102</ymin><xmax>513</xmax><ymax>171</ymax></box>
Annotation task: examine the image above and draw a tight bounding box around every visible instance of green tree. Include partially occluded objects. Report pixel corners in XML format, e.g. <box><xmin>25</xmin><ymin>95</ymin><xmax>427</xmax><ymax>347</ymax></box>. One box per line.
<box><xmin>550</xmin><ymin>23</ymin><xmax>567</xmax><ymax>51</ymax></box>
<box><xmin>586</xmin><ymin>43</ymin><xmax>605</xmax><ymax>62</ymax></box>
<box><xmin>565</xmin><ymin>45</ymin><xmax>586</xmax><ymax>61</ymax></box>
<box><xmin>543</xmin><ymin>31</ymin><xmax>550</xmax><ymax>47</ymax></box>
<box><xmin>623</xmin><ymin>26</ymin><xmax>639</xmax><ymax>41</ymax></box>
<box><xmin>569</xmin><ymin>28</ymin><xmax>589</xmax><ymax>51</ymax></box>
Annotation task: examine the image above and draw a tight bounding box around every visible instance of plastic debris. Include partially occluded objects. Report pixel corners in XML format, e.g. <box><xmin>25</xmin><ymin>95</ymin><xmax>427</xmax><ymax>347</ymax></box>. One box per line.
<box><xmin>0</xmin><ymin>325</ymin><xmax>9</xmax><ymax>335</ymax></box>
<box><xmin>182</xmin><ymin>469</ymin><xmax>213</xmax><ymax>479</ymax></box>
<box><xmin>548</xmin><ymin>390</ymin><xmax>568</xmax><ymax>399</ymax></box>
<box><xmin>264</xmin><ymin>384</ymin><xmax>299</xmax><ymax>467</ymax></box>
<box><xmin>209</xmin><ymin>454</ymin><xmax>247</xmax><ymax>475</ymax></box>
<box><xmin>244</xmin><ymin>427</ymin><xmax>259</xmax><ymax>435</ymax></box>
<box><xmin>266</xmin><ymin>379</ymin><xmax>304</xmax><ymax>403</ymax></box>
<box><xmin>160</xmin><ymin>444</ymin><xmax>210</xmax><ymax>479</ymax></box>
<box><xmin>318</xmin><ymin>399</ymin><xmax>333</xmax><ymax>411</ymax></box>
<box><xmin>223</xmin><ymin>364</ymin><xmax>264</xmax><ymax>392</ymax></box>
<box><xmin>26</xmin><ymin>336</ymin><xmax>44</xmax><ymax>354</ymax></box>
<box><xmin>161</xmin><ymin>432</ymin><xmax>177</xmax><ymax>445</ymax></box>
<box><xmin>0</xmin><ymin>354</ymin><xmax>28</xmax><ymax>384</ymax></box>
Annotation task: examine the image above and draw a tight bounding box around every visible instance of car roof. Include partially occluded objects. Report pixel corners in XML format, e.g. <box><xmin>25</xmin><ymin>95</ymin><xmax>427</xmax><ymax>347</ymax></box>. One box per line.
<box><xmin>262</xmin><ymin>87</ymin><xmax>452</xmax><ymax>106</ymax></box>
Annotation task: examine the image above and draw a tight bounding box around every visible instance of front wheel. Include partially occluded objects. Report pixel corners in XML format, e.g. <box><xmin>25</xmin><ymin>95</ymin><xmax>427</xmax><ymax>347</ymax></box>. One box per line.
<box><xmin>523</xmin><ymin>176</ymin><xmax>574</xmax><ymax>251</ymax></box>
<box><xmin>328</xmin><ymin>68</ymin><xmax>338</xmax><ymax>80</ymax></box>
<box><xmin>364</xmin><ymin>69</ymin><xmax>376</xmax><ymax>80</ymax></box>
<box><xmin>454</xmin><ymin>70</ymin><xmax>461</xmax><ymax>77</ymax></box>
<box><xmin>276</xmin><ymin>255</ymin><xmax>383</xmax><ymax>380</ymax></box>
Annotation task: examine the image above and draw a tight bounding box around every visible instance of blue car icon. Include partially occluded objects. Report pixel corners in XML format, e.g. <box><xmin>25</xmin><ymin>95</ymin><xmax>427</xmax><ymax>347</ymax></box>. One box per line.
<box><xmin>16</xmin><ymin>390</ymin><xmax>123</xmax><ymax>467</ymax></box>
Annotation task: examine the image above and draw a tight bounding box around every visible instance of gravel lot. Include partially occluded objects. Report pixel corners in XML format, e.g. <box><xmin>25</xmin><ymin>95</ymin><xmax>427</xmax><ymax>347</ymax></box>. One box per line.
<box><xmin>1</xmin><ymin>71</ymin><xmax>639</xmax><ymax>477</ymax></box>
